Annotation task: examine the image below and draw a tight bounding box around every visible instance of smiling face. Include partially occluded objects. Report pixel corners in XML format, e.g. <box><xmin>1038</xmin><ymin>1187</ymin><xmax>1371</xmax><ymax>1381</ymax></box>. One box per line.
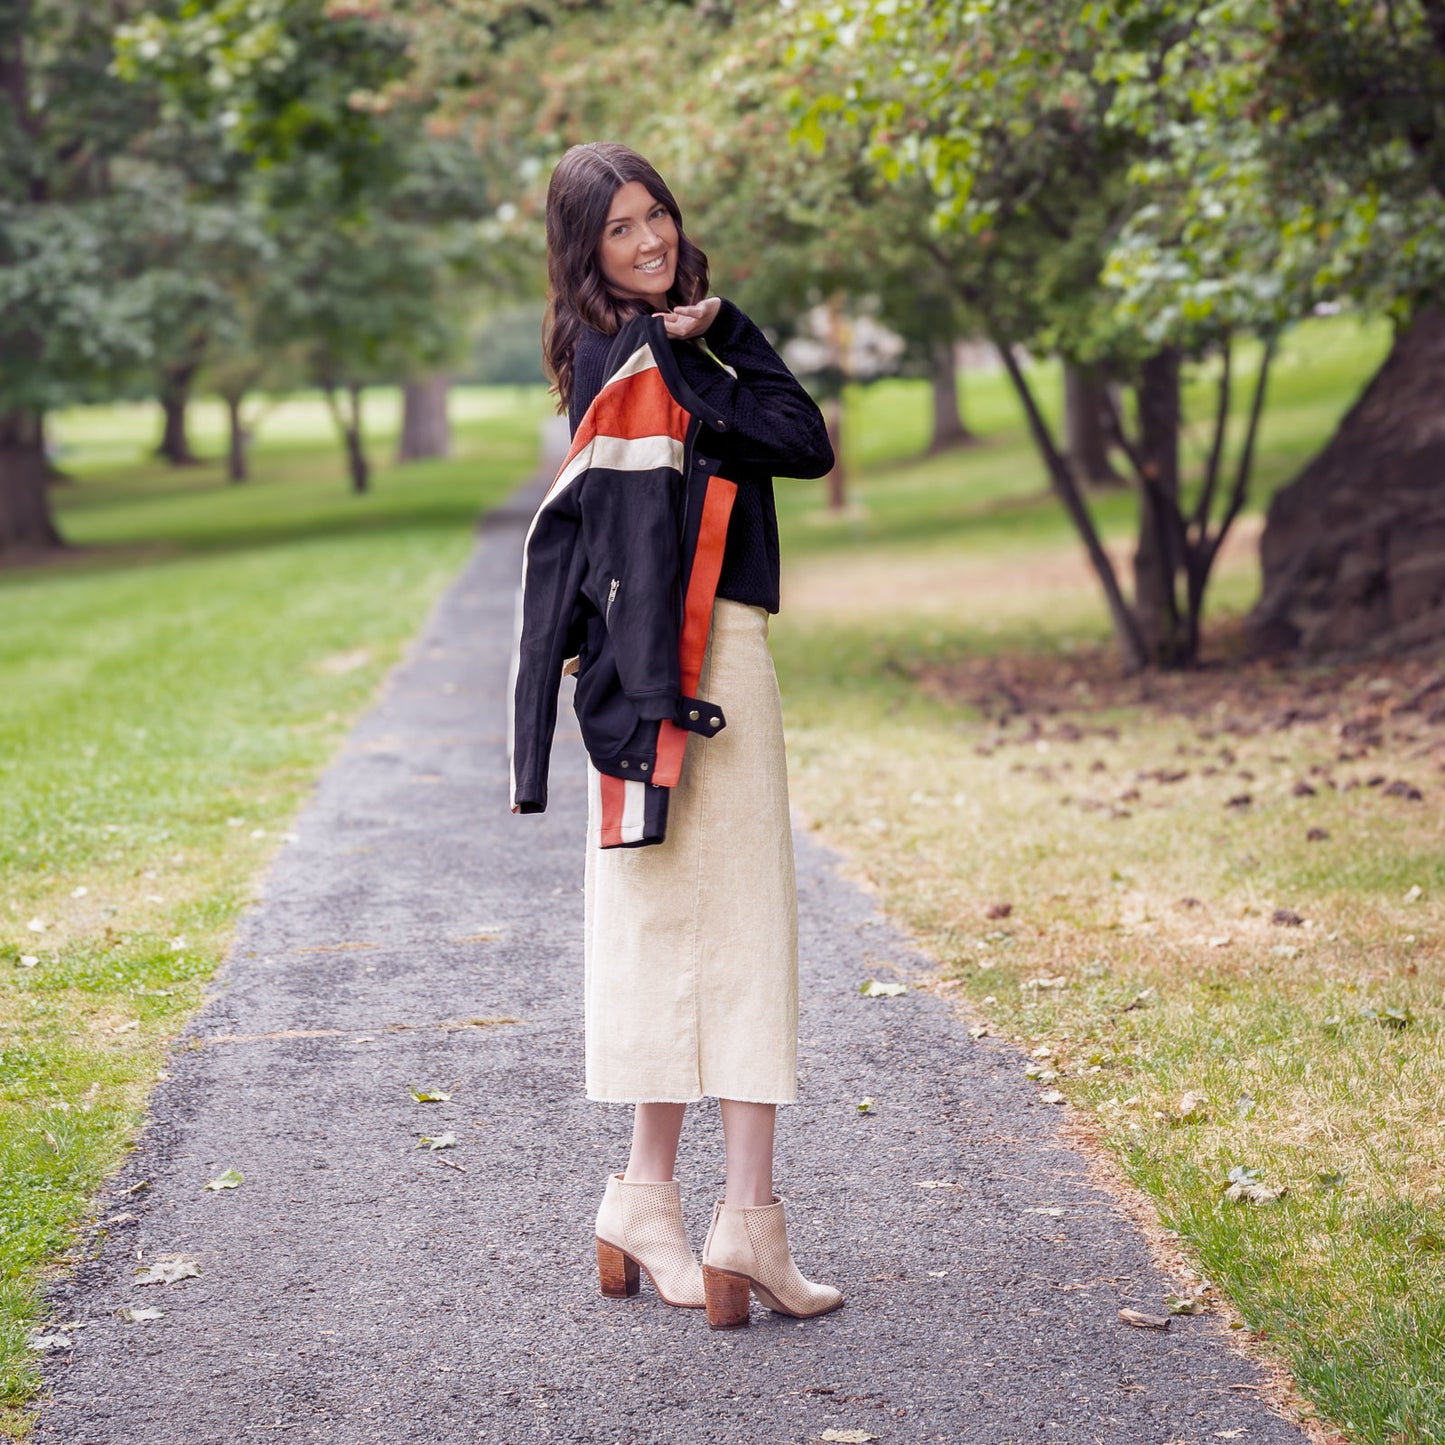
<box><xmin>596</xmin><ymin>180</ymin><xmax>679</xmax><ymax>303</ymax></box>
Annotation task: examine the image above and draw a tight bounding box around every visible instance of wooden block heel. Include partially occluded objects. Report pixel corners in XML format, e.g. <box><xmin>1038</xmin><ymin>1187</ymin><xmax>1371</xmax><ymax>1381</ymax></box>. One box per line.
<box><xmin>596</xmin><ymin>1237</ymin><xmax>640</xmax><ymax>1298</ymax></box>
<box><xmin>702</xmin><ymin>1265</ymin><xmax>752</xmax><ymax>1329</ymax></box>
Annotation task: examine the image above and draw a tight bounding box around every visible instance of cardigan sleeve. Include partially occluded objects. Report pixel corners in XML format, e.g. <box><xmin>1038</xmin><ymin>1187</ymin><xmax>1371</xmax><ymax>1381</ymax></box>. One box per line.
<box><xmin>674</xmin><ymin>299</ymin><xmax>834</xmax><ymax>479</ymax></box>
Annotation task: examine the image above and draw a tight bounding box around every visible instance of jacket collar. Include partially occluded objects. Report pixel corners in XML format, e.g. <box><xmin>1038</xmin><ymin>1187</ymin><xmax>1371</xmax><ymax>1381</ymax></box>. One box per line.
<box><xmin>603</xmin><ymin>314</ymin><xmax>729</xmax><ymax>435</ymax></box>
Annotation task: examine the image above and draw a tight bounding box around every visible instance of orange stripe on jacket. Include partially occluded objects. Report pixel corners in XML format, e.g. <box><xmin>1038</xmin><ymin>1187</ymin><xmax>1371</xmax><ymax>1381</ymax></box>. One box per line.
<box><xmin>597</xmin><ymin>772</ymin><xmax>629</xmax><ymax>849</ymax></box>
<box><xmin>653</xmin><ymin>473</ymin><xmax>738</xmax><ymax>789</ymax></box>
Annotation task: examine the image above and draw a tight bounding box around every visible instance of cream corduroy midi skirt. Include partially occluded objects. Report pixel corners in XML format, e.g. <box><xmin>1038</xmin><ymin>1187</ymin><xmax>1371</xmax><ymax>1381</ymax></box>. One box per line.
<box><xmin>583</xmin><ymin>599</ymin><xmax>799</xmax><ymax>1104</ymax></box>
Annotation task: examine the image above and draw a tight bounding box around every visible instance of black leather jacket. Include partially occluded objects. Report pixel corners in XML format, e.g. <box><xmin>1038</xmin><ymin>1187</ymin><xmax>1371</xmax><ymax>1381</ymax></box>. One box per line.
<box><xmin>510</xmin><ymin>313</ymin><xmax>741</xmax><ymax>847</ymax></box>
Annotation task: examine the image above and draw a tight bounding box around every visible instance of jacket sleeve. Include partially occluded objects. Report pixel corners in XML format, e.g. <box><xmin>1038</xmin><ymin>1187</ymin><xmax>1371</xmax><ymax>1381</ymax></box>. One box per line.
<box><xmin>577</xmin><ymin>468</ymin><xmax>683</xmax><ymax>721</ymax></box>
<box><xmin>676</xmin><ymin>298</ymin><xmax>835</xmax><ymax>479</ymax></box>
<box><xmin>509</xmin><ymin>497</ymin><xmax>585</xmax><ymax>815</ymax></box>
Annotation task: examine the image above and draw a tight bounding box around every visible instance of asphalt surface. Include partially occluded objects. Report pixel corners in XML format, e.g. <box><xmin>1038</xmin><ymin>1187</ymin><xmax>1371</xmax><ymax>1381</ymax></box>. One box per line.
<box><xmin>38</xmin><ymin>452</ymin><xmax>1307</xmax><ymax>1444</ymax></box>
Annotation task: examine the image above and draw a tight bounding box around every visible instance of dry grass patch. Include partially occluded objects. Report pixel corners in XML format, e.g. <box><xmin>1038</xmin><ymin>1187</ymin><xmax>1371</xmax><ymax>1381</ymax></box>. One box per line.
<box><xmin>776</xmin><ymin>581</ymin><xmax>1445</xmax><ymax>1441</ymax></box>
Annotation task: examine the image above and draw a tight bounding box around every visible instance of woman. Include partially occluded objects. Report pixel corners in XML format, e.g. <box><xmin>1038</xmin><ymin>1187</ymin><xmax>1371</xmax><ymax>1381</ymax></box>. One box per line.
<box><xmin>534</xmin><ymin>141</ymin><xmax>840</xmax><ymax>1329</ymax></box>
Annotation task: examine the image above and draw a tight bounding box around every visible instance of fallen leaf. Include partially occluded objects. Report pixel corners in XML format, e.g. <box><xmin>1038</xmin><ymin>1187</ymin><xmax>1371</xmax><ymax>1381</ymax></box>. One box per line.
<box><xmin>28</xmin><ymin>1331</ymin><xmax>72</xmax><ymax>1352</ymax></box>
<box><xmin>204</xmin><ymin>1168</ymin><xmax>244</xmax><ymax>1191</ymax></box>
<box><xmin>117</xmin><ymin>1306</ymin><xmax>165</xmax><ymax>1323</ymax></box>
<box><xmin>18</xmin><ymin>955</ymin><xmax>38</xmax><ymax>968</ymax></box>
<box><xmin>418</xmin><ymin>1132</ymin><xmax>457</xmax><ymax>1150</ymax></box>
<box><xmin>1270</xmin><ymin>908</ymin><xmax>1305</xmax><ymax>928</ymax></box>
<box><xmin>855</xmin><ymin>1098</ymin><xmax>874</xmax><ymax>1115</ymax></box>
<box><xmin>819</xmin><ymin>1432</ymin><xmax>880</xmax><ymax>1444</ymax></box>
<box><xmin>1222</xmin><ymin>1166</ymin><xmax>1286</xmax><ymax>1205</ymax></box>
<box><xmin>1164</xmin><ymin>1293</ymin><xmax>1205</xmax><ymax>1315</ymax></box>
<box><xmin>1208</xmin><ymin>935</ymin><xmax>1233</xmax><ymax>949</ymax></box>
<box><xmin>1118</xmin><ymin>1308</ymin><xmax>1170</xmax><ymax>1329</ymax></box>
<box><xmin>967</xmin><ymin>1024</ymin><xmax>990</xmax><ymax>1039</ymax></box>
<box><xmin>1039</xmin><ymin>1089</ymin><xmax>1066</xmax><ymax>1104</ymax></box>
<box><xmin>133</xmin><ymin>1255</ymin><xmax>201</xmax><ymax>1287</ymax></box>
<box><xmin>410</xmin><ymin>1086</ymin><xmax>453</xmax><ymax>1103</ymax></box>
<box><xmin>26</xmin><ymin>918</ymin><xmax>45</xmax><ymax>933</ymax></box>
<box><xmin>985</xmin><ymin>901</ymin><xmax>1012</xmax><ymax>920</ymax></box>
<box><xmin>1404</xmin><ymin>884</ymin><xmax>1423</xmax><ymax>903</ymax></box>
<box><xmin>1315</xmin><ymin>1171</ymin><xmax>1346</xmax><ymax>1191</ymax></box>
<box><xmin>1178</xmin><ymin>1092</ymin><xmax>1208</xmax><ymax>1123</ymax></box>
<box><xmin>859</xmin><ymin>979</ymin><xmax>908</xmax><ymax>998</ymax></box>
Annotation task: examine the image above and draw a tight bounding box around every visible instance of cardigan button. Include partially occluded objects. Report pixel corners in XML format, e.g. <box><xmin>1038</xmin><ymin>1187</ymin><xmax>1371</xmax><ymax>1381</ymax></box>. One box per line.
<box><xmin>688</xmin><ymin>709</ymin><xmax>700</xmax><ymax>721</ymax></box>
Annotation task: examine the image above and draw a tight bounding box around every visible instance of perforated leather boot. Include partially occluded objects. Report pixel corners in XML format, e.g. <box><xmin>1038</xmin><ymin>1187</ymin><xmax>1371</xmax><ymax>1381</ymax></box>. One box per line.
<box><xmin>594</xmin><ymin>1173</ymin><xmax>705</xmax><ymax>1308</ymax></box>
<box><xmin>700</xmin><ymin>1195</ymin><xmax>844</xmax><ymax>1329</ymax></box>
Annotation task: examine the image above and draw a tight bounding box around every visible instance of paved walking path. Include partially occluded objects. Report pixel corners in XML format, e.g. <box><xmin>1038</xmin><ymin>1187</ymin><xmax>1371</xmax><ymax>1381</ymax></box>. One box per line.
<box><xmin>39</xmin><ymin>464</ymin><xmax>1307</xmax><ymax>1445</ymax></box>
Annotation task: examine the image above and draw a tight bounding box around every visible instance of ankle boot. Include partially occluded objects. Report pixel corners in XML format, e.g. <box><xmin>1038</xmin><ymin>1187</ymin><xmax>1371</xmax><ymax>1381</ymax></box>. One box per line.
<box><xmin>593</xmin><ymin>1173</ymin><xmax>705</xmax><ymax>1308</ymax></box>
<box><xmin>700</xmin><ymin>1195</ymin><xmax>844</xmax><ymax>1329</ymax></box>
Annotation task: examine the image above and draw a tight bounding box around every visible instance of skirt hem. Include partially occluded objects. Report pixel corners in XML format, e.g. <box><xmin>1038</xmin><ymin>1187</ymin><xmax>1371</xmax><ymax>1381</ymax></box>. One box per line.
<box><xmin>585</xmin><ymin>1090</ymin><xmax>798</xmax><ymax>1106</ymax></box>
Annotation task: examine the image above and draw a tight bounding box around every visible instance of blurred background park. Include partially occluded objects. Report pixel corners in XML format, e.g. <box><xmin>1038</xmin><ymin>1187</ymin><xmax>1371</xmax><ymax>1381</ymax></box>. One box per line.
<box><xmin>2</xmin><ymin>2</ymin><xmax>1444</xmax><ymax>1440</ymax></box>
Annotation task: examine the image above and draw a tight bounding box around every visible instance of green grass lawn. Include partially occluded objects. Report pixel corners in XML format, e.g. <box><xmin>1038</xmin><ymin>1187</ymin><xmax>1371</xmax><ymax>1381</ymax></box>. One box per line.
<box><xmin>0</xmin><ymin>387</ymin><xmax>548</xmax><ymax>1429</ymax></box>
<box><xmin>0</xmin><ymin>312</ymin><xmax>1415</xmax><ymax>1439</ymax></box>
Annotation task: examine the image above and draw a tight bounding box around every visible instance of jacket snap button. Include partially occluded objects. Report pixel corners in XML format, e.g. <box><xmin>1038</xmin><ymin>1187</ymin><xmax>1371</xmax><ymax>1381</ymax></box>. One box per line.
<box><xmin>710</xmin><ymin>716</ymin><xmax>721</xmax><ymax>728</ymax></box>
<box><xmin>640</xmin><ymin>762</ymin><xmax>649</xmax><ymax>772</ymax></box>
<box><xmin>696</xmin><ymin>458</ymin><xmax>706</xmax><ymax>468</ymax></box>
<box><xmin>688</xmin><ymin>709</ymin><xmax>700</xmax><ymax>721</ymax></box>
<box><xmin>620</xmin><ymin>760</ymin><xmax>629</xmax><ymax>769</ymax></box>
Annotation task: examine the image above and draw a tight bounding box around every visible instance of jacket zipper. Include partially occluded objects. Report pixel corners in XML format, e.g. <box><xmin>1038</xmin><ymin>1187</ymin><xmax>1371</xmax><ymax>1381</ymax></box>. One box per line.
<box><xmin>606</xmin><ymin>576</ymin><xmax>620</xmax><ymax>622</ymax></box>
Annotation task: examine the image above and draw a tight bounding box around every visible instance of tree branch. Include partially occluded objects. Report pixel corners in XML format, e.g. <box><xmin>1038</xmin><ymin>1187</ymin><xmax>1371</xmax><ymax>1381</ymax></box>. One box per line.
<box><xmin>1203</xmin><ymin>332</ymin><xmax>1277</xmax><ymax>572</ymax></box>
<box><xmin>1192</xmin><ymin>335</ymin><xmax>1233</xmax><ymax>541</ymax></box>
<box><xmin>992</xmin><ymin>333</ymin><xmax>1148</xmax><ymax>671</ymax></box>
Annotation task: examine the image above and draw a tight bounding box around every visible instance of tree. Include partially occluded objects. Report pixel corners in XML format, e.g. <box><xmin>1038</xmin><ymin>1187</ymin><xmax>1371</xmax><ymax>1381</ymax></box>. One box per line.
<box><xmin>1243</xmin><ymin>0</ymin><xmax>1445</xmax><ymax>654</ymax></box>
<box><xmin>794</xmin><ymin>0</ymin><xmax>1348</xmax><ymax>671</ymax></box>
<box><xmin>118</xmin><ymin>0</ymin><xmax>496</xmax><ymax>490</ymax></box>
<box><xmin>0</xmin><ymin>1</ymin><xmax>160</xmax><ymax>555</ymax></box>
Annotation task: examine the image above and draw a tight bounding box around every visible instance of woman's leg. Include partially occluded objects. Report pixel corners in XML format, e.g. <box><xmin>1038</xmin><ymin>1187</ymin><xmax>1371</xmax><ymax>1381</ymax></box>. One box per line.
<box><xmin>719</xmin><ymin>1099</ymin><xmax>776</xmax><ymax>1208</ymax></box>
<box><xmin>624</xmin><ymin>1102</ymin><xmax>687</xmax><ymax>1181</ymax></box>
<box><xmin>702</xmin><ymin>1098</ymin><xmax>842</xmax><ymax>1325</ymax></box>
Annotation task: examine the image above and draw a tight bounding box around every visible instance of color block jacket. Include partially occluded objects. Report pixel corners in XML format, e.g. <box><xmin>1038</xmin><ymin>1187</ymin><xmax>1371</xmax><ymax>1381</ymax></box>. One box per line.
<box><xmin>509</xmin><ymin>313</ymin><xmax>742</xmax><ymax>848</ymax></box>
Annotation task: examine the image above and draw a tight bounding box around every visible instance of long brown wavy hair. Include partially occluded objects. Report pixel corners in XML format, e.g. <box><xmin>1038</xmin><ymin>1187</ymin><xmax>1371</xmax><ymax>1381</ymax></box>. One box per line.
<box><xmin>543</xmin><ymin>142</ymin><xmax>711</xmax><ymax>413</ymax></box>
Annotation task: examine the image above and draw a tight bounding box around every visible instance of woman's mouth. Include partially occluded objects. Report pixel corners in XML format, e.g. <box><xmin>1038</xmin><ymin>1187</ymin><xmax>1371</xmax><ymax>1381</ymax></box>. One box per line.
<box><xmin>636</xmin><ymin>255</ymin><xmax>668</xmax><ymax>275</ymax></box>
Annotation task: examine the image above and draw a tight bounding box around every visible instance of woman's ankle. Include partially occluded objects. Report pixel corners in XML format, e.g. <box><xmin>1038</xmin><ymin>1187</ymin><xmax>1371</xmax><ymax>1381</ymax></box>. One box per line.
<box><xmin>722</xmin><ymin>1184</ymin><xmax>775</xmax><ymax>1210</ymax></box>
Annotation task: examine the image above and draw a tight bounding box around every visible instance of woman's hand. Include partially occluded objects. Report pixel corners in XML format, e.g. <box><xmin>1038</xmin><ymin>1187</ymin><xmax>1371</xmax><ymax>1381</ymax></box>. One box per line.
<box><xmin>654</xmin><ymin>297</ymin><xmax>721</xmax><ymax>340</ymax></box>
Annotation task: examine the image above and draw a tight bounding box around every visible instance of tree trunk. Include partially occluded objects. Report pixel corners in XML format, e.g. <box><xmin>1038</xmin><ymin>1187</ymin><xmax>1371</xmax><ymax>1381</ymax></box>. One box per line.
<box><xmin>225</xmin><ymin>392</ymin><xmax>249</xmax><ymax>483</ymax></box>
<box><xmin>1064</xmin><ymin>363</ymin><xmax>1124</xmax><ymax>488</ymax></box>
<box><xmin>396</xmin><ymin>373</ymin><xmax>451</xmax><ymax>462</ymax></box>
<box><xmin>992</xmin><ymin>339</ymin><xmax>1148</xmax><ymax>672</ymax></box>
<box><xmin>156</xmin><ymin>362</ymin><xmax>201</xmax><ymax>467</ymax></box>
<box><xmin>926</xmin><ymin>340</ymin><xmax>976</xmax><ymax>454</ymax></box>
<box><xmin>323</xmin><ymin>382</ymin><xmax>370</xmax><ymax>494</ymax></box>
<box><xmin>1250</xmin><ymin>307</ymin><xmax>1445</xmax><ymax>657</ymax></box>
<box><xmin>1132</xmin><ymin>349</ymin><xmax>1187</xmax><ymax>666</ymax></box>
<box><xmin>823</xmin><ymin>396</ymin><xmax>846</xmax><ymax>511</ymax></box>
<box><xmin>0</xmin><ymin>407</ymin><xmax>64</xmax><ymax>555</ymax></box>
